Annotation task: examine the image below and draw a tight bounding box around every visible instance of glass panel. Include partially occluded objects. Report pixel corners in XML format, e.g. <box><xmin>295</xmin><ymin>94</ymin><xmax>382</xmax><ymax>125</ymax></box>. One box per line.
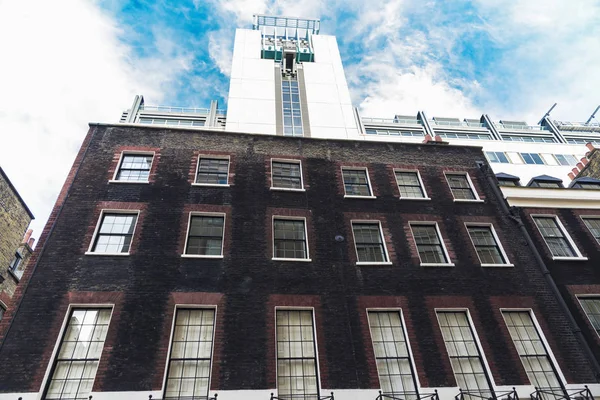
<box><xmin>446</xmin><ymin>175</ymin><xmax>476</xmax><ymax>200</ymax></box>
<box><xmin>186</xmin><ymin>216</ymin><xmax>225</xmax><ymax>256</ymax></box>
<box><xmin>196</xmin><ymin>158</ymin><xmax>229</xmax><ymax>185</ymax></box>
<box><xmin>533</xmin><ymin>217</ymin><xmax>576</xmax><ymax>257</ymax></box>
<box><xmin>467</xmin><ymin>226</ymin><xmax>506</xmax><ymax>264</ymax></box>
<box><xmin>583</xmin><ymin>219</ymin><xmax>600</xmax><ymax>244</ymax></box>
<box><xmin>352</xmin><ymin>223</ymin><xmax>387</xmax><ymax>262</ymax></box>
<box><xmin>272</xmin><ymin>161</ymin><xmax>302</xmax><ymax>189</ymax></box>
<box><xmin>343</xmin><ymin>169</ymin><xmax>371</xmax><ymax>196</ymax></box>
<box><xmin>92</xmin><ymin>214</ymin><xmax>137</xmax><ymax>253</ymax></box>
<box><xmin>579</xmin><ymin>298</ymin><xmax>600</xmax><ymax>335</ymax></box>
<box><xmin>274</xmin><ymin>220</ymin><xmax>307</xmax><ymax>259</ymax></box>
<box><xmin>395</xmin><ymin>172</ymin><xmax>425</xmax><ymax>198</ymax></box>
<box><xmin>282</xmin><ymin>78</ymin><xmax>304</xmax><ymax>137</ymax></box>
<box><xmin>116</xmin><ymin>154</ymin><xmax>153</xmax><ymax>181</ymax></box>
<box><xmin>411</xmin><ymin>225</ymin><xmax>447</xmax><ymax>264</ymax></box>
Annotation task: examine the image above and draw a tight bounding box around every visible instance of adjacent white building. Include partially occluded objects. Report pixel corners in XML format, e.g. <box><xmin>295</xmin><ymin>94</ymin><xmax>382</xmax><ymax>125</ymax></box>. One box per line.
<box><xmin>120</xmin><ymin>14</ymin><xmax>600</xmax><ymax>186</ymax></box>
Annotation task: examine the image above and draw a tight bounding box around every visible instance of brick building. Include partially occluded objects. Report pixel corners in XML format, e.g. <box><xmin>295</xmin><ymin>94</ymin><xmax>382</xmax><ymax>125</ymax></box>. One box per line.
<box><xmin>0</xmin><ymin>166</ymin><xmax>34</xmax><ymax>320</ymax></box>
<box><xmin>0</xmin><ymin>124</ymin><xmax>599</xmax><ymax>400</ymax></box>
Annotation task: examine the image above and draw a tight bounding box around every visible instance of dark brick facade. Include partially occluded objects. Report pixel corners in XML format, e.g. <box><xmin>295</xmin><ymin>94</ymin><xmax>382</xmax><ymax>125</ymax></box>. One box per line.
<box><xmin>0</xmin><ymin>124</ymin><xmax>597</xmax><ymax>396</ymax></box>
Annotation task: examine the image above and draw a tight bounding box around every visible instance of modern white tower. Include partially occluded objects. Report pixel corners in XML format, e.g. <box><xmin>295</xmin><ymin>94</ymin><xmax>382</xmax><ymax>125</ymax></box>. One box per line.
<box><xmin>225</xmin><ymin>15</ymin><xmax>361</xmax><ymax>139</ymax></box>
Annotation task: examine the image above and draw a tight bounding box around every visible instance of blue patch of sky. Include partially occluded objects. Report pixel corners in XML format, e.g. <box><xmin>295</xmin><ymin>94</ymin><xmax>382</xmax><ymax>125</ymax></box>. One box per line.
<box><xmin>99</xmin><ymin>0</ymin><xmax>229</xmax><ymax>108</ymax></box>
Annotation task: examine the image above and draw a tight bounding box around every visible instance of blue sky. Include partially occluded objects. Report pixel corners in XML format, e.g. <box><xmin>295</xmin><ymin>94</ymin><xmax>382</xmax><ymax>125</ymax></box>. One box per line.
<box><xmin>1</xmin><ymin>0</ymin><xmax>599</xmax><ymax>240</ymax></box>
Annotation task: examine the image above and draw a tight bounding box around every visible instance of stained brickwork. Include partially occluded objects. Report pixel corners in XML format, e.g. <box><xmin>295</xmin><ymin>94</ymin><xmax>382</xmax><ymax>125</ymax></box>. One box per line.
<box><xmin>0</xmin><ymin>125</ymin><xmax>597</xmax><ymax>397</ymax></box>
<box><xmin>0</xmin><ymin>168</ymin><xmax>33</xmax><ymax>309</ymax></box>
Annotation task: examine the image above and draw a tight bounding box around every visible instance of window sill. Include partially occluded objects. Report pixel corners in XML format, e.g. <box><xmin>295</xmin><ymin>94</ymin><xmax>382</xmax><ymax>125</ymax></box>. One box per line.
<box><xmin>85</xmin><ymin>252</ymin><xmax>130</xmax><ymax>256</ymax></box>
<box><xmin>481</xmin><ymin>263</ymin><xmax>515</xmax><ymax>268</ymax></box>
<box><xmin>191</xmin><ymin>183</ymin><xmax>230</xmax><ymax>187</ymax></box>
<box><xmin>181</xmin><ymin>254</ymin><xmax>224</xmax><ymax>259</ymax></box>
<box><xmin>272</xmin><ymin>258</ymin><xmax>312</xmax><ymax>262</ymax></box>
<box><xmin>552</xmin><ymin>256</ymin><xmax>588</xmax><ymax>261</ymax></box>
<box><xmin>108</xmin><ymin>180</ymin><xmax>149</xmax><ymax>184</ymax></box>
<box><xmin>270</xmin><ymin>187</ymin><xmax>306</xmax><ymax>192</ymax></box>
<box><xmin>356</xmin><ymin>261</ymin><xmax>393</xmax><ymax>266</ymax></box>
<box><xmin>453</xmin><ymin>199</ymin><xmax>485</xmax><ymax>203</ymax></box>
<box><xmin>344</xmin><ymin>195</ymin><xmax>377</xmax><ymax>199</ymax></box>
<box><xmin>399</xmin><ymin>197</ymin><xmax>431</xmax><ymax>201</ymax></box>
<box><xmin>420</xmin><ymin>262</ymin><xmax>455</xmax><ymax>267</ymax></box>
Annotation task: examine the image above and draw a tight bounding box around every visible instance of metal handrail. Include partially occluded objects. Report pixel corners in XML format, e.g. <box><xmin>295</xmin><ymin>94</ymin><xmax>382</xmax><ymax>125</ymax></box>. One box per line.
<box><xmin>494</xmin><ymin>123</ymin><xmax>548</xmax><ymax>131</ymax></box>
<box><xmin>141</xmin><ymin>105</ymin><xmax>212</xmax><ymax>114</ymax></box>
<box><xmin>455</xmin><ymin>388</ymin><xmax>519</xmax><ymax>400</ymax></box>
<box><xmin>270</xmin><ymin>393</ymin><xmax>334</xmax><ymax>400</ymax></box>
<box><xmin>555</xmin><ymin>121</ymin><xmax>600</xmax><ymax>127</ymax></box>
<box><xmin>149</xmin><ymin>394</ymin><xmax>218</xmax><ymax>400</ymax></box>
<box><xmin>362</xmin><ymin>117</ymin><xmax>422</xmax><ymax>125</ymax></box>
<box><xmin>530</xmin><ymin>386</ymin><xmax>593</xmax><ymax>400</ymax></box>
<box><xmin>376</xmin><ymin>390</ymin><xmax>439</xmax><ymax>400</ymax></box>
<box><xmin>431</xmin><ymin>121</ymin><xmax>487</xmax><ymax>128</ymax></box>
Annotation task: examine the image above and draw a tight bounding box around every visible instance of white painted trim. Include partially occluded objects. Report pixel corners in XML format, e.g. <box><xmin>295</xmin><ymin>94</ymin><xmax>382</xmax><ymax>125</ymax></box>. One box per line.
<box><xmin>435</xmin><ymin>308</ymin><xmax>497</xmax><ymax>389</ymax></box>
<box><xmin>576</xmin><ymin>296</ymin><xmax>600</xmax><ymax>340</ymax></box>
<box><xmin>341</xmin><ymin>166</ymin><xmax>374</xmax><ymax>197</ymax></box>
<box><xmin>501</xmin><ymin>187</ymin><xmax>600</xmax><ymax>209</ymax></box>
<box><xmin>393</xmin><ymin>168</ymin><xmax>429</xmax><ymax>200</ymax></box>
<box><xmin>274</xmin><ymin>307</ymin><xmax>322</xmax><ymax>398</ymax></box>
<box><xmin>272</xmin><ymin>215</ymin><xmax>310</xmax><ymax>261</ymax></box>
<box><xmin>365</xmin><ymin>308</ymin><xmax>423</xmax><ymax>392</ymax></box>
<box><xmin>108</xmin><ymin>180</ymin><xmax>149</xmax><ymax>184</ymax></box>
<box><xmin>464</xmin><ymin>223</ymin><xmax>512</xmax><ymax>266</ymax></box>
<box><xmin>38</xmin><ymin>305</ymin><xmax>115</xmax><ymax>400</ymax></box>
<box><xmin>183</xmin><ymin>212</ymin><xmax>226</xmax><ymax>257</ymax></box>
<box><xmin>409</xmin><ymin>222</ymin><xmax>453</xmax><ymax>265</ymax></box>
<box><xmin>270</xmin><ymin>158</ymin><xmax>305</xmax><ymax>190</ymax></box>
<box><xmin>194</xmin><ymin>154</ymin><xmax>231</xmax><ymax>185</ymax></box>
<box><xmin>270</xmin><ymin>187</ymin><xmax>306</xmax><ymax>192</ymax></box>
<box><xmin>444</xmin><ymin>171</ymin><xmax>481</xmax><ymax>201</ymax></box>
<box><xmin>160</xmin><ymin>305</ymin><xmax>218</xmax><ymax>400</ymax></box>
<box><xmin>500</xmin><ymin>308</ymin><xmax>568</xmax><ymax>385</ymax></box>
<box><xmin>87</xmin><ymin>209</ymin><xmax>141</xmax><ymax>255</ymax></box>
<box><xmin>531</xmin><ymin>214</ymin><xmax>585</xmax><ymax>259</ymax></box>
<box><xmin>350</xmin><ymin>220</ymin><xmax>391</xmax><ymax>264</ymax></box>
<box><xmin>111</xmin><ymin>150</ymin><xmax>155</xmax><ymax>183</ymax></box>
<box><xmin>453</xmin><ymin>199</ymin><xmax>485</xmax><ymax>203</ymax></box>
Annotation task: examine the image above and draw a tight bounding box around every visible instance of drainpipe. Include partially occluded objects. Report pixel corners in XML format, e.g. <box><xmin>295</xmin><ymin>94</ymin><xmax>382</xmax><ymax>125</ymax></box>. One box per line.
<box><xmin>477</xmin><ymin>161</ymin><xmax>600</xmax><ymax>380</ymax></box>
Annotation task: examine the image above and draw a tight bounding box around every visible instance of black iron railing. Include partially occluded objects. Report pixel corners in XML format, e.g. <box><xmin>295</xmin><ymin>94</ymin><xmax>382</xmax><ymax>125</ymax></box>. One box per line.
<box><xmin>376</xmin><ymin>390</ymin><xmax>440</xmax><ymax>400</ymax></box>
<box><xmin>149</xmin><ymin>394</ymin><xmax>218</xmax><ymax>400</ymax></box>
<box><xmin>270</xmin><ymin>393</ymin><xmax>334</xmax><ymax>400</ymax></box>
<box><xmin>455</xmin><ymin>388</ymin><xmax>519</xmax><ymax>400</ymax></box>
<box><xmin>530</xmin><ymin>386</ymin><xmax>593</xmax><ymax>400</ymax></box>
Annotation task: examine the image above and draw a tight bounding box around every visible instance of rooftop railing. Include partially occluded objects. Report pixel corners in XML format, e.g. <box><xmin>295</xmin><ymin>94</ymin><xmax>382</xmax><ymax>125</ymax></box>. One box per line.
<box><xmin>149</xmin><ymin>394</ymin><xmax>218</xmax><ymax>400</ymax></box>
<box><xmin>140</xmin><ymin>105</ymin><xmax>227</xmax><ymax>115</ymax></box>
<box><xmin>455</xmin><ymin>388</ymin><xmax>519</xmax><ymax>400</ymax></box>
<box><xmin>555</xmin><ymin>121</ymin><xmax>600</xmax><ymax>128</ymax></box>
<box><xmin>270</xmin><ymin>393</ymin><xmax>334</xmax><ymax>400</ymax></box>
<box><xmin>530</xmin><ymin>386</ymin><xmax>593</xmax><ymax>400</ymax></box>
<box><xmin>375</xmin><ymin>390</ymin><xmax>439</xmax><ymax>400</ymax></box>
<box><xmin>362</xmin><ymin>117</ymin><xmax>422</xmax><ymax>125</ymax></box>
<box><xmin>430</xmin><ymin>120</ymin><xmax>487</xmax><ymax>128</ymax></box>
<box><xmin>494</xmin><ymin>123</ymin><xmax>549</xmax><ymax>131</ymax></box>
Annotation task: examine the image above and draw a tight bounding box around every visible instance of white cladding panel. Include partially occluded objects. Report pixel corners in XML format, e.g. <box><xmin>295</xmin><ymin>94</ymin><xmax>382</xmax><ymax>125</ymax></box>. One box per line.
<box><xmin>226</xmin><ymin>29</ymin><xmax>276</xmax><ymax>134</ymax></box>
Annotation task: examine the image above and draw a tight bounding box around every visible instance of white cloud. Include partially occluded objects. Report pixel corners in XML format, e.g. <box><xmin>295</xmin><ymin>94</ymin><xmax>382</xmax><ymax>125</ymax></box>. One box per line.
<box><xmin>0</xmin><ymin>0</ymin><xmax>194</xmax><ymax>242</ymax></box>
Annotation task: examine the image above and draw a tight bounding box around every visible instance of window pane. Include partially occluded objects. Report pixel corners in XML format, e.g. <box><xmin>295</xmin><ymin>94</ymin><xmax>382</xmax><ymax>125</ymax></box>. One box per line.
<box><xmin>92</xmin><ymin>213</ymin><xmax>137</xmax><ymax>253</ymax></box>
<box><xmin>580</xmin><ymin>298</ymin><xmax>600</xmax><ymax>335</ymax></box>
<box><xmin>186</xmin><ymin>216</ymin><xmax>225</xmax><ymax>256</ymax></box>
<box><xmin>196</xmin><ymin>158</ymin><xmax>229</xmax><ymax>185</ymax></box>
<box><xmin>116</xmin><ymin>154</ymin><xmax>152</xmax><ymax>181</ymax></box>
<box><xmin>467</xmin><ymin>226</ymin><xmax>506</xmax><ymax>264</ymax></box>
<box><xmin>395</xmin><ymin>172</ymin><xmax>425</xmax><ymax>198</ymax></box>
<box><xmin>277</xmin><ymin>310</ymin><xmax>318</xmax><ymax>398</ymax></box>
<box><xmin>368</xmin><ymin>312</ymin><xmax>418</xmax><ymax>398</ymax></box>
<box><xmin>273</xmin><ymin>161</ymin><xmax>302</xmax><ymax>189</ymax></box>
<box><xmin>411</xmin><ymin>225</ymin><xmax>447</xmax><ymax>264</ymax></box>
<box><xmin>282</xmin><ymin>78</ymin><xmax>303</xmax><ymax>137</ymax></box>
<box><xmin>45</xmin><ymin>309</ymin><xmax>111</xmax><ymax>400</ymax></box>
<box><xmin>446</xmin><ymin>174</ymin><xmax>476</xmax><ymax>200</ymax></box>
<box><xmin>343</xmin><ymin>169</ymin><xmax>371</xmax><ymax>196</ymax></box>
<box><xmin>533</xmin><ymin>217</ymin><xmax>576</xmax><ymax>257</ymax></box>
<box><xmin>165</xmin><ymin>309</ymin><xmax>215</xmax><ymax>400</ymax></box>
<box><xmin>437</xmin><ymin>312</ymin><xmax>492</xmax><ymax>393</ymax></box>
<box><xmin>502</xmin><ymin>311</ymin><xmax>562</xmax><ymax>389</ymax></box>
<box><xmin>583</xmin><ymin>218</ymin><xmax>600</xmax><ymax>244</ymax></box>
<box><xmin>352</xmin><ymin>223</ymin><xmax>387</xmax><ymax>262</ymax></box>
<box><xmin>274</xmin><ymin>219</ymin><xmax>308</xmax><ymax>259</ymax></box>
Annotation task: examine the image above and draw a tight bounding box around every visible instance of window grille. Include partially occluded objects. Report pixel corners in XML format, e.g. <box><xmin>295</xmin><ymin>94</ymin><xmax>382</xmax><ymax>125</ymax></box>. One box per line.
<box><xmin>579</xmin><ymin>298</ymin><xmax>600</xmax><ymax>336</ymax></box>
<box><xmin>467</xmin><ymin>226</ymin><xmax>507</xmax><ymax>265</ymax></box>
<box><xmin>91</xmin><ymin>213</ymin><xmax>138</xmax><ymax>254</ymax></box>
<box><xmin>272</xmin><ymin>161</ymin><xmax>302</xmax><ymax>189</ymax></box>
<box><xmin>446</xmin><ymin>174</ymin><xmax>477</xmax><ymax>200</ymax></box>
<box><xmin>582</xmin><ymin>218</ymin><xmax>600</xmax><ymax>244</ymax></box>
<box><xmin>116</xmin><ymin>154</ymin><xmax>153</xmax><ymax>182</ymax></box>
<box><xmin>282</xmin><ymin>78</ymin><xmax>303</xmax><ymax>137</ymax></box>
<box><xmin>411</xmin><ymin>225</ymin><xmax>448</xmax><ymax>264</ymax></box>
<box><xmin>185</xmin><ymin>216</ymin><xmax>225</xmax><ymax>256</ymax></box>
<box><xmin>533</xmin><ymin>217</ymin><xmax>577</xmax><ymax>258</ymax></box>
<box><xmin>342</xmin><ymin>169</ymin><xmax>372</xmax><ymax>196</ymax></box>
<box><xmin>274</xmin><ymin>219</ymin><xmax>308</xmax><ymax>259</ymax></box>
<box><xmin>196</xmin><ymin>158</ymin><xmax>229</xmax><ymax>185</ymax></box>
<box><xmin>395</xmin><ymin>172</ymin><xmax>426</xmax><ymax>198</ymax></box>
<box><xmin>352</xmin><ymin>222</ymin><xmax>387</xmax><ymax>263</ymax></box>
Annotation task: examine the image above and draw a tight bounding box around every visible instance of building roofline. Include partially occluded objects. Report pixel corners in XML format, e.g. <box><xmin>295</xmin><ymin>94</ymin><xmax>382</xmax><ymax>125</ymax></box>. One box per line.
<box><xmin>0</xmin><ymin>166</ymin><xmax>34</xmax><ymax>219</ymax></box>
<box><xmin>90</xmin><ymin>122</ymin><xmax>486</xmax><ymax>153</ymax></box>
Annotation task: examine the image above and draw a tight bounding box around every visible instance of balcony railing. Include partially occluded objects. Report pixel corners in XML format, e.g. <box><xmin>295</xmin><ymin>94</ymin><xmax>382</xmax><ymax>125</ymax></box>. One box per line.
<box><xmin>141</xmin><ymin>105</ymin><xmax>218</xmax><ymax>115</ymax></box>
<box><xmin>495</xmin><ymin>123</ymin><xmax>548</xmax><ymax>131</ymax></box>
<box><xmin>555</xmin><ymin>121</ymin><xmax>600</xmax><ymax>128</ymax></box>
<box><xmin>455</xmin><ymin>388</ymin><xmax>519</xmax><ymax>400</ymax></box>
<box><xmin>270</xmin><ymin>393</ymin><xmax>334</xmax><ymax>400</ymax></box>
<box><xmin>149</xmin><ymin>394</ymin><xmax>218</xmax><ymax>400</ymax></box>
<box><xmin>530</xmin><ymin>386</ymin><xmax>593</xmax><ymax>400</ymax></box>
<box><xmin>362</xmin><ymin>117</ymin><xmax>422</xmax><ymax>125</ymax></box>
<box><xmin>430</xmin><ymin>120</ymin><xmax>487</xmax><ymax>128</ymax></box>
<box><xmin>375</xmin><ymin>390</ymin><xmax>439</xmax><ymax>400</ymax></box>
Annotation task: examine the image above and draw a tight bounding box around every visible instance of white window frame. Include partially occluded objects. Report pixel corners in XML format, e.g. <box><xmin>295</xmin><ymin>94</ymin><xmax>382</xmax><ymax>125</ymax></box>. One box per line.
<box><xmin>576</xmin><ymin>295</ymin><xmax>600</xmax><ymax>339</ymax></box>
<box><xmin>500</xmin><ymin>308</ymin><xmax>567</xmax><ymax>386</ymax></box>
<box><xmin>181</xmin><ymin>212</ymin><xmax>226</xmax><ymax>259</ymax></box>
<box><xmin>270</xmin><ymin>158</ymin><xmax>305</xmax><ymax>192</ymax></box>
<box><xmin>409</xmin><ymin>222</ymin><xmax>455</xmax><ymax>267</ymax></box>
<box><xmin>366</xmin><ymin>308</ymin><xmax>422</xmax><ymax>394</ymax></box>
<box><xmin>272</xmin><ymin>216</ymin><xmax>311</xmax><ymax>262</ymax></box>
<box><xmin>341</xmin><ymin>167</ymin><xmax>376</xmax><ymax>199</ymax></box>
<box><xmin>85</xmin><ymin>209</ymin><xmax>140</xmax><ymax>256</ymax></box>
<box><xmin>351</xmin><ymin>220</ymin><xmax>392</xmax><ymax>266</ymax></box>
<box><xmin>519</xmin><ymin>153</ymin><xmax>545</xmax><ymax>165</ymax></box>
<box><xmin>444</xmin><ymin>172</ymin><xmax>483</xmax><ymax>203</ymax></box>
<box><xmin>39</xmin><ymin>304</ymin><xmax>114</xmax><ymax>400</ymax></box>
<box><xmin>580</xmin><ymin>216</ymin><xmax>600</xmax><ymax>246</ymax></box>
<box><xmin>532</xmin><ymin>214</ymin><xmax>587</xmax><ymax>261</ymax></box>
<box><xmin>553</xmin><ymin>154</ymin><xmax>578</xmax><ymax>166</ymax></box>
<box><xmin>465</xmin><ymin>223</ymin><xmax>513</xmax><ymax>267</ymax></box>
<box><xmin>109</xmin><ymin>151</ymin><xmax>155</xmax><ymax>184</ymax></box>
<box><xmin>274</xmin><ymin>306</ymin><xmax>322</xmax><ymax>399</ymax></box>
<box><xmin>192</xmin><ymin>155</ymin><xmax>231</xmax><ymax>187</ymax></box>
<box><xmin>434</xmin><ymin>308</ymin><xmax>496</xmax><ymax>391</ymax></box>
<box><xmin>394</xmin><ymin>169</ymin><xmax>430</xmax><ymax>201</ymax></box>
<box><xmin>161</xmin><ymin>305</ymin><xmax>218</xmax><ymax>400</ymax></box>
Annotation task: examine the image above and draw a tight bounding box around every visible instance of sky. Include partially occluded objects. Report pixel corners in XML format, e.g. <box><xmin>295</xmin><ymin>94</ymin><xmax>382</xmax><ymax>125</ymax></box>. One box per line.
<box><xmin>1</xmin><ymin>0</ymin><xmax>599</xmax><ymax>243</ymax></box>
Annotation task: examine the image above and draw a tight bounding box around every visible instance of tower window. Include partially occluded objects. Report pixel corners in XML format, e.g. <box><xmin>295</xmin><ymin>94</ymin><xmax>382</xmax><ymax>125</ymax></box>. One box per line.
<box><xmin>282</xmin><ymin>77</ymin><xmax>303</xmax><ymax>137</ymax></box>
